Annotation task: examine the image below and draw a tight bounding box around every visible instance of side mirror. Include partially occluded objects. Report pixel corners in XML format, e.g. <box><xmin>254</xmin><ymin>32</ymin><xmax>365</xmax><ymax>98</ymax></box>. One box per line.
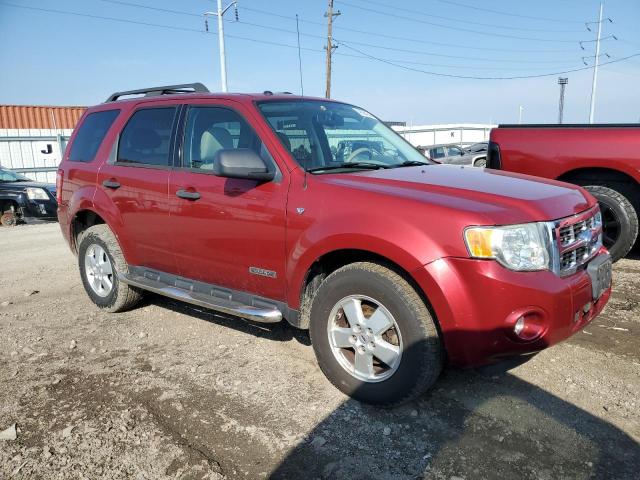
<box><xmin>213</xmin><ymin>149</ymin><xmax>275</xmax><ymax>182</ymax></box>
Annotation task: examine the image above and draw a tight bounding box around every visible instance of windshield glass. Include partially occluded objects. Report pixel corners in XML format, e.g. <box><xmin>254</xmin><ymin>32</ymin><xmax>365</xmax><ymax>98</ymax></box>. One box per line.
<box><xmin>257</xmin><ymin>101</ymin><xmax>431</xmax><ymax>172</ymax></box>
<box><xmin>0</xmin><ymin>168</ymin><xmax>30</xmax><ymax>182</ymax></box>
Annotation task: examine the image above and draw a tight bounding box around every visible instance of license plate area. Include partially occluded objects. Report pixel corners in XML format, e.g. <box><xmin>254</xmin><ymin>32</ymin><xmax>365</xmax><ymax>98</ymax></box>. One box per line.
<box><xmin>587</xmin><ymin>253</ymin><xmax>612</xmax><ymax>300</ymax></box>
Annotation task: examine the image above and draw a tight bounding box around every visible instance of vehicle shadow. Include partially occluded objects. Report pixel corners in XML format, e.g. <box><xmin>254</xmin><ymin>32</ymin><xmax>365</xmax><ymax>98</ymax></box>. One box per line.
<box><xmin>268</xmin><ymin>338</ymin><xmax>640</xmax><ymax>479</ymax></box>
<box><xmin>146</xmin><ymin>292</ymin><xmax>311</xmax><ymax>345</ymax></box>
<box><xmin>136</xmin><ymin>295</ymin><xmax>639</xmax><ymax>478</ymax></box>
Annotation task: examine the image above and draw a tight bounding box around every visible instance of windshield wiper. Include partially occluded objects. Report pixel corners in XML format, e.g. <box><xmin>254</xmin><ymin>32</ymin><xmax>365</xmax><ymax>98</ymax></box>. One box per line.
<box><xmin>307</xmin><ymin>162</ymin><xmax>390</xmax><ymax>173</ymax></box>
<box><xmin>392</xmin><ymin>160</ymin><xmax>431</xmax><ymax>168</ymax></box>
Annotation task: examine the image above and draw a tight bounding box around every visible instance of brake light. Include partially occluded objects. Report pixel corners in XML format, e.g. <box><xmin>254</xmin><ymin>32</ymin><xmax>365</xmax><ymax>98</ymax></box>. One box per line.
<box><xmin>56</xmin><ymin>169</ymin><xmax>63</xmax><ymax>204</ymax></box>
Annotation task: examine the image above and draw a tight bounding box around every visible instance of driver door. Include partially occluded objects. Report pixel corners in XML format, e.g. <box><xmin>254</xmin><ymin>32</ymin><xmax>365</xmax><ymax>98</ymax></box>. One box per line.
<box><xmin>167</xmin><ymin>101</ymin><xmax>289</xmax><ymax>301</ymax></box>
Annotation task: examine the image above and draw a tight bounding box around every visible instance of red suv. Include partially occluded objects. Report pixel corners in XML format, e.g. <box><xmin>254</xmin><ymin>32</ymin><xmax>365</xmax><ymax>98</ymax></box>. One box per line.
<box><xmin>57</xmin><ymin>84</ymin><xmax>612</xmax><ymax>405</ymax></box>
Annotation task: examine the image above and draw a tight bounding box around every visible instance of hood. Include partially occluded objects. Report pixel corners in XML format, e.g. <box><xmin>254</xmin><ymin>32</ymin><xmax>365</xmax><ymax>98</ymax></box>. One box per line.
<box><xmin>320</xmin><ymin>164</ymin><xmax>593</xmax><ymax>224</ymax></box>
<box><xmin>0</xmin><ymin>180</ymin><xmax>56</xmax><ymax>194</ymax></box>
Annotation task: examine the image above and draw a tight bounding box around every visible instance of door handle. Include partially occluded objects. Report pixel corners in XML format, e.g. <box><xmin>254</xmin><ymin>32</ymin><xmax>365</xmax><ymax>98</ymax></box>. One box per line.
<box><xmin>102</xmin><ymin>179</ymin><xmax>121</xmax><ymax>189</ymax></box>
<box><xmin>176</xmin><ymin>189</ymin><xmax>201</xmax><ymax>201</ymax></box>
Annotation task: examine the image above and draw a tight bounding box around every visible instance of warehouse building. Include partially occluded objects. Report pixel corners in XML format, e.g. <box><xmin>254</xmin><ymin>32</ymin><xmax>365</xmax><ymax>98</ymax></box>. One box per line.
<box><xmin>0</xmin><ymin>105</ymin><xmax>86</xmax><ymax>183</ymax></box>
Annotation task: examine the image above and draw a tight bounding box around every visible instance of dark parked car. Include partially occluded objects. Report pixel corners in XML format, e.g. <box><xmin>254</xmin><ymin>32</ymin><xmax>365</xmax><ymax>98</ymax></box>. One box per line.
<box><xmin>0</xmin><ymin>167</ymin><xmax>58</xmax><ymax>226</ymax></box>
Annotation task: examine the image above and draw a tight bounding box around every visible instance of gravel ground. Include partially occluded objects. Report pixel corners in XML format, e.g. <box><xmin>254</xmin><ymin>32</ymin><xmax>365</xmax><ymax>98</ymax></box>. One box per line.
<box><xmin>1</xmin><ymin>223</ymin><xmax>638</xmax><ymax>479</ymax></box>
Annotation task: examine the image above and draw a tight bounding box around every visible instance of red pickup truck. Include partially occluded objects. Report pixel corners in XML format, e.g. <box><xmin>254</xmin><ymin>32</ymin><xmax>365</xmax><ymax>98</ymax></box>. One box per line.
<box><xmin>57</xmin><ymin>84</ymin><xmax>612</xmax><ymax>405</ymax></box>
<box><xmin>488</xmin><ymin>125</ymin><xmax>640</xmax><ymax>261</ymax></box>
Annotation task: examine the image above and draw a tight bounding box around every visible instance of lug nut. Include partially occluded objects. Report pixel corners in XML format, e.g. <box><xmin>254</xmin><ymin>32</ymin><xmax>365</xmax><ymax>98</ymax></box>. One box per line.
<box><xmin>349</xmin><ymin>335</ymin><xmax>357</xmax><ymax>344</ymax></box>
<box><xmin>367</xmin><ymin>328</ymin><xmax>373</xmax><ymax>335</ymax></box>
<box><xmin>357</xmin><ymin>346</ymin><xmax>366</xmax><ymax>354</ymax></box>
<box><xmin>353</xmin><ymin>325</ymin><xmax>362</xmax><ymax>333</ymax></box>
<box><xmin>368</xmin><ymin>342</ymin><xmax>375</xmax><ymax>350</ymax></box>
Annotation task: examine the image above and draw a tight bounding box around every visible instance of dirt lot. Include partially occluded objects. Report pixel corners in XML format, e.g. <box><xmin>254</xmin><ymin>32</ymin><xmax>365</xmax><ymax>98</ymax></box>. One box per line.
<box><xmin>1</xmin><ymin>223</ymin><xmax>639</xmax><ymax>479</ymax></box>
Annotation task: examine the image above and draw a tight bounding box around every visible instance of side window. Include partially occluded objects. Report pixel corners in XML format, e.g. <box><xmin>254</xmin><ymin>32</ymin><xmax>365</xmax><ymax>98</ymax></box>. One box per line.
<box><xmin>117</xmin><ymin>107</ymin><xmax>177</xmax><ymax>167</ymax></box>
<box><xmin>431</xmin><ymin>147</ymin><xmax>445</xmax><ymax>159</ymax></box>
<box><xmin>68</xmin><ymin>110</ymin><xmax>120</xmax><ymax>162</ymax></box>
<box><xmin>182</xmin><ymin>106</ymin><xmax>275</xmax><ymax>171</ymax></box>
<box><xmin>447</xmin><ymin>146</ymin><xmax>463</xmax><ymax>156</ymax></box>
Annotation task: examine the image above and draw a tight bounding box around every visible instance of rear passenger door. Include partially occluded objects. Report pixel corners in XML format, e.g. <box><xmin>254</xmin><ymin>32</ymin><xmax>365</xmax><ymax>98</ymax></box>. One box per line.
<box><xmin>97</xmin><ymin>105</ymin><xmax>179</xmax><ymax>272</ymax></box>
<box><xmin>167</xmin><ymin>101</ymin><xmax>288</xmax><ymax>301</ymax></box>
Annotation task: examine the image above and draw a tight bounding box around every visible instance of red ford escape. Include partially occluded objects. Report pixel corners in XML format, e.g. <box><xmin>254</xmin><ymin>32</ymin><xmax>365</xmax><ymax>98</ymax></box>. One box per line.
<box><xmin>57</xmin><ymin>83</ymin><xmax>612</xmax><ymax>405</ymax></box>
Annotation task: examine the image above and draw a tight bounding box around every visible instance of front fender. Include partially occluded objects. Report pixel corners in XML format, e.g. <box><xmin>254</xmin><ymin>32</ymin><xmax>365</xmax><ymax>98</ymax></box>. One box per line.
<box><xmin>285</xmin><ymin>215</ymin><xmax>449</xmax><ymax>309</ymax></box>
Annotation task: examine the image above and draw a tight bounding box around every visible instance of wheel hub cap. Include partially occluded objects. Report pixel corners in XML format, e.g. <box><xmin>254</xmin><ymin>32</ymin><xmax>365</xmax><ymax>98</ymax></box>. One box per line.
<box><xmin>327</xmin><ymin>295</ymin><xmax>403</xmax><ymax>383</ymax></box>
<box><xmin>85</xmin><ymin>244</ymin><xmax>114</xmax><ymax>297</ymax></box>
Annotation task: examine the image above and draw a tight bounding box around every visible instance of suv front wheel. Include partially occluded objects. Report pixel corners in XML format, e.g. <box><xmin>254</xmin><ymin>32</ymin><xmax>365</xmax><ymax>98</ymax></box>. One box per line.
<box><xmin>78</xmin><ymin>224</ymin><xmax>143</xmax><ymax>312</ymax></box>
<box><xmin>309</xmin><ymin>262</ymin><xmax>443</xmax><ymax>406</ymax></box>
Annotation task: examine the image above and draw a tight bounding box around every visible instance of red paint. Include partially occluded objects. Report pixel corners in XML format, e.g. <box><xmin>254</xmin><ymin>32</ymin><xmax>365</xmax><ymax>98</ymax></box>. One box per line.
<box><xmin>489</xmin><ymin>126</ymin><xmax>640</xmax><ymax>182</ymax></box>
<box><xmin>58</xmin><ymin>93</ymin><xmax>612</xmax><ymax>367</ymax></box>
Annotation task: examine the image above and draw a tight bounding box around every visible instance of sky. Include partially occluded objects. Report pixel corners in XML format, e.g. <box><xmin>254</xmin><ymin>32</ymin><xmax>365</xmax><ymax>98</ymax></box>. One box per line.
<box><xmin>1</xmin><ymin>0</ymin><xmax>639</xmax><ymax>125</ymax></box>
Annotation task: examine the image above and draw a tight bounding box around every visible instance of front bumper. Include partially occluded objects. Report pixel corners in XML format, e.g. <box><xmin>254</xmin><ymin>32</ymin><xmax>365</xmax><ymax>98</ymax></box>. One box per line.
<box><xmin>19</xmin><ymin>199</ymin><xmax>58</xmax><ymax>222</ymax></box>
<box><xmin>414</xmin><ymin>252</ymin><xmax>611</xmax><ymax>367</ymax></box>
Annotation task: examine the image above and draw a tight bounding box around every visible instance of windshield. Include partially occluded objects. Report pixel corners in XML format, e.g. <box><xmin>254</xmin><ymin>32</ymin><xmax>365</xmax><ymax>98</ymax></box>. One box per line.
<box><xmin>0</xmin><ymin>168</ymin><xmax>30</xmax><ymax>182</ymax></box>
<box><xmin>257</xmin><ymin>100</ymin><xmax>431</xmax><ymax>172</ymax></box>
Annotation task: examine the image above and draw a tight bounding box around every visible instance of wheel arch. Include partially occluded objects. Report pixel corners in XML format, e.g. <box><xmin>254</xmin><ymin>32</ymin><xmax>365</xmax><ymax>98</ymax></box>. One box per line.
<box><xmin>292</xmin><ymin>246</ymin><xmax>443</xmax><ymax>340</ymax></box>
<box><xmin>557</xmin><ymin>167</ymin><xmax>640</xmax><ymax>190</ymax></box>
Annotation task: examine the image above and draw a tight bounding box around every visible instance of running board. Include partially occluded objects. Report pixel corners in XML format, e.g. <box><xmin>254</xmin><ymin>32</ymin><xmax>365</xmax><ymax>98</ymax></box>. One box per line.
<box><xmin>119</xmin><ymin>271</ymin><xmax>282</xmax><ymax>323</ymax></box>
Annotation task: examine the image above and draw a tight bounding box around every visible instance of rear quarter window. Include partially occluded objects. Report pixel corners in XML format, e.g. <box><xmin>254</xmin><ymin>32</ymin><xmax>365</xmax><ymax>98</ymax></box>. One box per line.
<box><xmin>68</xmin><ymin>110</ymin><xmax>120</xmax><ymax>162</ymax></box>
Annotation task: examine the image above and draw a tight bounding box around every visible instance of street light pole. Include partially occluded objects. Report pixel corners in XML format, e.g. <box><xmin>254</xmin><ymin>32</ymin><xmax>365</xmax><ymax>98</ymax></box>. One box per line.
<box><xmin>558</xmin><ymin>77</ymin><xmax>568</xmax><ymax>124</ymax></box>
<box><xmin>204</xmin><ymin>0</ymin><xmax>237</xmax><ymax>92</ymax></box>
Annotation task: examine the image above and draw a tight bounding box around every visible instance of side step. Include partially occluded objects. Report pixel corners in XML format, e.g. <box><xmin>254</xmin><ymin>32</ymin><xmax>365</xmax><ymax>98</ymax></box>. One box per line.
<box><xmin>119</xmin><ymin>272</ymin><xmax>282</xmax><ymax>323</ymax></box>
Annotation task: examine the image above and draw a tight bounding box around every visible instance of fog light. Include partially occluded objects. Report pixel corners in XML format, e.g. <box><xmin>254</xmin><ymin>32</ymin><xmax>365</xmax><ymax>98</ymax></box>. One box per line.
<box><xmin>507</xmin><ymin>309</ymin><xmax>547</xmax><ymax>342</ymax></box>
<box><xmin>514</xmin><ymin>316</ymin><xmax>525</xmax><ymax>336</ymax></box>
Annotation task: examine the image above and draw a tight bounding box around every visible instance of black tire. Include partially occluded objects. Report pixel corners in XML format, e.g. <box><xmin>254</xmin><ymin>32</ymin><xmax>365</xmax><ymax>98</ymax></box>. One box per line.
<box><xmin>77</xmin><ymin>224</ymin><xmax>143</xmax><ymax>312</ymax></box>
<box><xmin>309</xmin><ymin>262</ymin><xmax>443</xmax><ymax>406</ymax></box>
<box><xmin>473</xmin><ymin>157</ymin><xmax>487</xmax><ymax>168</ymax></box>
<box><xmin>581</xmin><ymin>185</ymin><xmax>638</xmax><ymax>262</ymax></box>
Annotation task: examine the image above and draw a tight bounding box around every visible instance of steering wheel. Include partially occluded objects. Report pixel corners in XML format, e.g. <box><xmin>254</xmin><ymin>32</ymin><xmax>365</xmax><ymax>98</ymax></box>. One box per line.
<box><xmin>345</xmin><ymin>147</ymin><xmax>374</xmax><ymax>163</ymax></box>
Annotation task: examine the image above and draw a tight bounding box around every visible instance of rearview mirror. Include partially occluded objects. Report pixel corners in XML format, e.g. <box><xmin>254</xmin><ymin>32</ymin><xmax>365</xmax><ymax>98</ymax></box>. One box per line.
<box><xmin>213</xmin><ymin>149</ymin><xmax>275</xmax><ymax>182</ymax></box>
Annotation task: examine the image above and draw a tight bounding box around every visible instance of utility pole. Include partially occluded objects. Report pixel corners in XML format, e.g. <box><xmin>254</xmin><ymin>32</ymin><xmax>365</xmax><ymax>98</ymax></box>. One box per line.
<box><xmin>324</xmin><ymin>0</ymin><xmax>340</xmax><ymax>99</ymax></box>
<box><xmin>589</xmin><ymin>3</ymin><xmax>603</xmax><ymax>124</ymax></box>
<box><xmin>518</xmin><ymin>106</ymin><xmax>524</xmax><ymax>124</ymax></box>
<box><xmin>204</xmin><ymin>0</ymin><xmax>237</xmax><ymax>92</ymax></box>
<box><xmin>558</xmin><ymin>77</ymin><xmax>568</xmax><ymax>124</ymax></box>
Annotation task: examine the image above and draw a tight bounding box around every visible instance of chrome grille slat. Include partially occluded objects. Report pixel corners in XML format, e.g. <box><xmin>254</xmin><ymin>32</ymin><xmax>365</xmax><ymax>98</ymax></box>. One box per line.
<box><xmin>554</xmin><ymin>207</ymin><xmax>602</xmax><ymax>277</ymax></box>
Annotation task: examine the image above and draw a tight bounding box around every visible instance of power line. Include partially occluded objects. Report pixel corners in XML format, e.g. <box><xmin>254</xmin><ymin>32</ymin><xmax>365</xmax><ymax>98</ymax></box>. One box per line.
<box><xmin>335</xmin><ymin>39</ymin><xmax>640</xmax><ymax>80</ymax></box>
<box><xmin>3</xmin><ymin>1</ymin><xmax>636</xmax><ymax>81</ymax></box>
<box><xmin>436</xmin><ymin>0</ymin><xmax>583</xmax><ymax>24</ymax></box>
<box><xmin>341</xmin><ymin>0</ymin><xmax>584</xmax><ymax>33</ymax></box>
<box><xmin>98</xmin><ymin>0</ymin><xmax>582</xmax><ymax>54</ymax></box>
<box><xmin>334</xmin><ymin>0</ymin><xmax>583</xmax><ymax>42</ymax></box>
<box><xmin>95</xmin><ymin>0</ymin><xmax>587</xmax><ymax>64</ymax></box>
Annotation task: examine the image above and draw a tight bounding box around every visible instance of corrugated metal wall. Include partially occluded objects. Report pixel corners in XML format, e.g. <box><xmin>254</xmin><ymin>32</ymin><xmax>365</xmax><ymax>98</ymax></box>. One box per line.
<box><xmin>0</xmin><ymin>105</ymin><xmax>86</xmax><ymax>183</ymax></box>
<box><xmin>0</xmin><ymin>129</ymin><xmax>72</xmax><ymax>183</ymax></box>
<box><xmin>0</xmin><ymin>105</ymin><xmax>86</xmax><ymax>130</ymax></box>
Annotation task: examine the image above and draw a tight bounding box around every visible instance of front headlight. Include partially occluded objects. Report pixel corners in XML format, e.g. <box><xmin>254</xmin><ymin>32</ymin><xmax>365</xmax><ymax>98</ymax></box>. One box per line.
<box><xmin>26</xmin><ymin>187</ymin><xmax>49</xmax><ymax>200</ymax></box>
<box><xmin>464</xmin><ymin>222</ymin><xmax>552</xmax><ymax>271</ymax></box>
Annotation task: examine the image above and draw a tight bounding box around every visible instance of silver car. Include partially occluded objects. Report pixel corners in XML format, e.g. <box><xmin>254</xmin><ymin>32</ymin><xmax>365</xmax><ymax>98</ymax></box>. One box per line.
<box><xmin>422</xmin><ymin>143</ymin><xmax>487</xmax><ymax>167</ymax></box>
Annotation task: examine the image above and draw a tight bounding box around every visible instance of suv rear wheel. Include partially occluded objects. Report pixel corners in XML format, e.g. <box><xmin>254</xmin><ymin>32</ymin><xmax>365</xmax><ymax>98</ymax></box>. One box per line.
<box><xmin>78</xmin><ymin>225</ymin><xmax>143</xmax><ymax>312</ymax></box>
<box><xmin>309</xmin><ymin>262</ymin><xmax>443</xmax><ymax>406</ymax></box>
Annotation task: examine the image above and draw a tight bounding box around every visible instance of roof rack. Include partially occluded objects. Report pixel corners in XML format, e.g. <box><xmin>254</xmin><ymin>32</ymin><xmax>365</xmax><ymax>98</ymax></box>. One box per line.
<box><xmin>105</xmin><ymin>83</ymin><xmax>209</xmax><ymax>102</ymax></box>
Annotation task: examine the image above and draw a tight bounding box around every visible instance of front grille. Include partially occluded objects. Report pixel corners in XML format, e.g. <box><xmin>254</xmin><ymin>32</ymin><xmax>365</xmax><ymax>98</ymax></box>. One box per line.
<box><xmin>554</xmin><ymin>207</ymin><xmax>602</xmax><ymax>276</ymax></box>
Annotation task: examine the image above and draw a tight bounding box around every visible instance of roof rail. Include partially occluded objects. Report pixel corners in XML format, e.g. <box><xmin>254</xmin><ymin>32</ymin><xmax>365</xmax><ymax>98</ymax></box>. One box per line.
<box><xmin>105</xmin><ymin>83</ymin><xmax>209</xmax><ymax>102</ymax></box>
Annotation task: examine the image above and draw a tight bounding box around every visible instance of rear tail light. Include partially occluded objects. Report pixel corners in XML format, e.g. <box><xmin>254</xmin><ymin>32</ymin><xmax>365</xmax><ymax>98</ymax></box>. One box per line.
<box><xmin>56</xmin><ymin>169</ymin><xmax>63</xmax><ymax>204</ymax></box>
<box><xmin>486</xmin><ymin>141</ymin><xmax>501</xmax><ymax>169</ymax></box>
